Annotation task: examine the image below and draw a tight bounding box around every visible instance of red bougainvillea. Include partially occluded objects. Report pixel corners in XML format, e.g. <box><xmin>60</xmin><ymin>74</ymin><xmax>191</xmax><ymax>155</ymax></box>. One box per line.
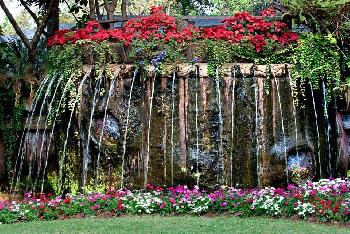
<box><xmin>47</xmin><ymin>6</ymin><xmax>298</xmax><ymax>53</ymax></box>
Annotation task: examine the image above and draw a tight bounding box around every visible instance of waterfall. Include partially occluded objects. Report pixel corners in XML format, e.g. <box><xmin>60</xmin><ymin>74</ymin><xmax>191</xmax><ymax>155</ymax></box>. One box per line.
<box><xmin>83</xmin><ymin>74</ymin><xmax>103</xmax><ymax>190</ymax></box>
<box><xmin>322</xmin><ymin>80</ymin><xmax>332</xmax><ymax>176</ymax></box>
<box><xmin>120</xmin><ymin>69</ymin><xmax>138</xmax><ymax>189</ymax></box>
<box><xmin>309</xmin><ymin>81</ymin><xmax>322</xmax><ymax>177</ymax></box>
<box><xmin>33</xmin><ymin>75</ymin><xmax>64</xmax><ymax>191</ymax></box>
<box><xmin>12</xmin><ymin>75</ymin><xmax>51</xmax><ymax>192</ymax></box>
<box><xmin>215</xmin><ymin>67</ymin><xmax>224</xmax><ymax>181</ymax></box>
<box><xmin>26</xmin><ymin>76</ymin><xmax>56</xmax><ymax>191</ymax></box>
<box><xmin>144</xmin><ymin>74</ymin><xmax>157</xmax><ymax>187</ymax></box>
<box><xmin>272</xmin><ymin>71</ymin><xmax>289</xmax><ymax>184</ymax></box>
<box><xmin>194</xmin><ymin>65</ymin><xmax>200</xmax><ymax>186</ymax></box>
<box><xmin>170</xmin><ymin>70</ymin><xmax>176</xmax><ymax>186</ymax></box>
<box><xmin>59</xmin><ymin>74</ymin><xmax>89</xmax><ymax>193</ymax></box>
<box><xmin>95</xmin><ymin>77</ymin><xmax>117</xmax><ymax>188</ymax></box>
<box><xmin>230</xmin><ymin>67</ymin><xmax>236</xmax><ymax>187</ymax></box>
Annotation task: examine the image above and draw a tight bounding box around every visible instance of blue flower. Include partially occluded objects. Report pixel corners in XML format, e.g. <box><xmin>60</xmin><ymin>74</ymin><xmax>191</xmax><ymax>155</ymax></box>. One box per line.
<box><xmin>191</xmin><ymin>57</ymin><xmax>200</xmax><ymax>63</ymax></box>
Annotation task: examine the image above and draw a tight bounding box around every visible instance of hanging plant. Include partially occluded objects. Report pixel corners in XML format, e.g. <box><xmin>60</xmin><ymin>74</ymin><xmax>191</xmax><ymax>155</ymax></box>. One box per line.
<box><xmin>292</xmin><ymin>33</ymin><xmax>341</xmax><ymax>106</ymax></box>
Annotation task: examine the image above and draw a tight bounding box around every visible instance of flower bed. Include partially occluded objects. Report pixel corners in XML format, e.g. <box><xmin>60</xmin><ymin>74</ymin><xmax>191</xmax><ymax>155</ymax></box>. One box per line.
<box><xmin>0</xmin><ymin>179</ymin><xmax>349</xmax><ymax>224</ymax></box>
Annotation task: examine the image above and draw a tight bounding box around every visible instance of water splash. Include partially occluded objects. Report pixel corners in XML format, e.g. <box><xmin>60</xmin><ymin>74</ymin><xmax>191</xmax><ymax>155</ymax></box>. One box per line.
<box><xmin>194</xmin><ymin>66</ymin><xmax>200</xmax><ymax>186</ymax></box>
<box><xmin>95</xmin><ymin>77</ymin><xmax>117</xmax><ymax>188</ymax></box>
<box><xmin>215</xmin><ymin>67</ymin><xmax>224</xmax><ymax>181</ymax></box>
<box><xmin>272</xmin><ymin>71</ymin><xmax>289</xmax><ymax>184</ymax></box>
<box><xmin>12</xmin><ymin>75</ymin><xmax>51</xmax><ymax>192</ymax></box>
<box><xmin>26</xmin><ymin>76</ymin><xmax>56</xmax><ymax>191</ymax></box>
<box><xmin>230</xmin><ymin>67</ymin><xmax>236</xmax><ymax>187</ymax></box>
<box><xmin>144</xmin><ymin>74</ymin><xmax>157</xmax><ymax>187</ymax></box>
<box><xmin>120</xmin><ymin>69</ymin><xmax>138</xmax><ymax>189</ymax></box>
<box><xmin>170</xmin><ymin>70</ymin><xmax>176</xmax><ymax>186</ymax></box>
<box><xmin>322</xmin><ymin>80</ymin><xmax>332</xmax><ymax>176</ymax></box>
<box><xmin>59</xmin><ymin>73</ymin><xmax>89</xmax><ymax>193</ymax></box>
<box><xmin>309</xmin><ymin>81</ymin><xmax>322</xmax><ymax>177</ymax></box>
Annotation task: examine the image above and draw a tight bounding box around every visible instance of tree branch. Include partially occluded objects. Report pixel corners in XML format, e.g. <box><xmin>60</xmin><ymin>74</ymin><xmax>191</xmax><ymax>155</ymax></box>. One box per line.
<box><xmin>19</xmin><ymin>0</ymin><xmax>49</xmax><ymax>37</ymax></box>
<box><xmin>0</xmin><ymin>0</ymin><xmax>30</xmax><ymax>49</ymax></box>
<box><xmin>19</xmin><ymin>0</ymin><xmax>39</xmax><ymax>25</ymax></box>
<box><xmin>31</xmin><ymin>0</ymin><xmax>57</xmax><ymax>49</ymax></box>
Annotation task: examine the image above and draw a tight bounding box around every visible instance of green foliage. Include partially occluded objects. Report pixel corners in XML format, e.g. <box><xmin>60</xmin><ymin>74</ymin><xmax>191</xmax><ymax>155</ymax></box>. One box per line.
<box><xmin>282</xmin><ymin>0</ymin><xmax>350</xmax><ymax>39</ymax></box>
<box><xmin>292</xmin><ymin>33</ymin><xmax>341</xmax><ymax>105</ymax></box>
<box><xmin>202</xmin><ymin>39</ymin><xmax>231</xmax><ymax>77</ymax></box>
<box><xmin>209</xmin><ymin>0</ymin><xmax>271</xmax><ymax>15</ymax></box>
<box><xmin>196</xmin><ymin>39</ymin><xmax>294</xmax><ymax>77</ymax></box>
<box><xmin>130</xmin><ymin>38</ymin><xmax>187</xmax><ymax>75</ymax></box>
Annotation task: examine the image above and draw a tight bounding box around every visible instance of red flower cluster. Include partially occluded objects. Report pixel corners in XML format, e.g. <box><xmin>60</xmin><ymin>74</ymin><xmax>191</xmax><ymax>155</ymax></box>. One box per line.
<box><xmin>47</xmin><ymin>7</ymin><xmax>298</xmax><ymax>53</ymax></box>
<box><xmin>202</xmin><ymin>10</ymin><xmax>298</xmax><ymax>52</ymax></box>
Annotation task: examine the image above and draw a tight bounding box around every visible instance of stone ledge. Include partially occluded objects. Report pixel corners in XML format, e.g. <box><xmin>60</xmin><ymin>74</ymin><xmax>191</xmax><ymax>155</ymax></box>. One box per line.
<box><xmin>82</xmin><ymin>63</ymin><xmax>292</xmax><ymax>78</ymax></box>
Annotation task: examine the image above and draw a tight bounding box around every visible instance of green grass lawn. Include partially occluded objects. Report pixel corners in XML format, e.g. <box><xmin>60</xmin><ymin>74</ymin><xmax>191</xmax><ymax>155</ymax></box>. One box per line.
<box><xmin>1</xmin><ymin>216</ymin><xmax>349</xmax><ymax>234</ymax></box>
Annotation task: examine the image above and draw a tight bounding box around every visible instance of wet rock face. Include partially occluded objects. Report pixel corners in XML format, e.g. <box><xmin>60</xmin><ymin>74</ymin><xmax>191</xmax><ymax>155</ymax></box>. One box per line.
<box><xmin>19</xmin><ymin>64</ymin><xmax>342</xmax><ymax>191</ymax></box>
<box><xmin>88</xmin><ymin>64</ymin><xmax>340</xmax><ymax>189</ymax></box>
<box><xmin>91</xmin><ymin>113</ymin><xmax>121</xmax><ymax>146</ymax></box>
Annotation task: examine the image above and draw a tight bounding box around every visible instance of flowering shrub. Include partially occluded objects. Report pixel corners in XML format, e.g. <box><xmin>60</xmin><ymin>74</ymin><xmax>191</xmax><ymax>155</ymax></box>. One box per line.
<box><xmin>47</xmin><ymin>6</ymin><xmax>297</xmax><ymax>66</ymax></box>
<box><xmin>0</xmin><ymin>179</ymin><xmax>349</xmax><ymax>224</ymax></box>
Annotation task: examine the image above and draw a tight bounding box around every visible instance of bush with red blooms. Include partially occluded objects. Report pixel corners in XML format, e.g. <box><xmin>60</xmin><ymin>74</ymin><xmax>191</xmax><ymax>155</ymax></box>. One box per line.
<box><xmin>47</xmin><ymin>6</ymin><xmax>297</xmax><ymax>54</ymax></box>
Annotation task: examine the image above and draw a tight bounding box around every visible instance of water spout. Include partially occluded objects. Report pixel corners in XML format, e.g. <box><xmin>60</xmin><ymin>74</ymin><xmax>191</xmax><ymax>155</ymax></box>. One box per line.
<box><xmin>144</xmin><ymin>74</ymin><xmax>156</xmax><ymax>187</ymax></box>
<box><xmin>83</xmin><ymin>75</ymin><xmax>103</xmax><ymax>190</ymax></box>
<box><xmin>95</xmin><ymin>77</ymin><xmax>117</xmax><ymax>187</ymax></box>
<box><xmin>33</xmin><ymin>75</ymin><xmax>64</xmax><ymax>191</ymax></box>
<box><xmin>170</xmin><ymin>70</ymin><xmax>176</xmax><ymax>186</ymax></box>
<box><xmin>272</xmin><ymin>71</ymin><xmax>289</xmax><ymax>184</ymax></box>
<box><xmin>322</xmin><ymin>80</ymin><xmax>332</xmax><ymax>176</ymax></box>
<box><xmin>195</xmin><ymin>65</ymin><xmax>200</xmax><ymax>186</ymax></box>
<box><xmin>309</xmin><ymin>81</ymin><xmax>322</xmax><ymax>177</ymax></box>
<box><xmin>287</xmin><ymin>69</ymin><xmax>299</xmax><ymax>158</ymax></box>
<box><xmin>12</xmin><ymin>75</ymin><xmax>51</xmax><ymax>192</ymax></box>
<box><xmin>120</xmin><ymin>69</ymin><xmax>138</xmax><ymax>189</ymax></box>
<box><xmin>230</xmin><ymin>67</ymin><xmax>236</xmax><ymax>187</ymax></box>
<box><xmin>215</xmin><ymin>67</ymin><xmax>224</xmax><ymax>181</ymax></box>
<box><xmin>59</xmin><ymin>74</ymin><xmax>89</xmax><ymax>193</ymax></box>
<box><xmin>26</xmin><ymin>76</ymin><xmax>56</xmax><ymax>191</ymax></box>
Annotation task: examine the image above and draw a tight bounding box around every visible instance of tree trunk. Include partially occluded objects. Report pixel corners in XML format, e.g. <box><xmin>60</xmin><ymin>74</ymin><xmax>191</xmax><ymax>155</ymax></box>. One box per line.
<box><xmin>47</xmin><ymin>0</ymin><xmax>59</xmax><ymax>36</ymax></box>
<box><xmin>104</xmin><ymin>0</ymin><xmax>118</xmax><ymax>29</ymax></box>
<box><xmin>89</xmin><ymin>0</ymin><xmax>96</xmax><ymax>20</ymax></box>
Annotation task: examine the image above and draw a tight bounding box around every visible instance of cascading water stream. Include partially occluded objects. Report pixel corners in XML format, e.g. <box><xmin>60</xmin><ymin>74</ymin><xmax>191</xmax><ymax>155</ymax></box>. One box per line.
<box><xmin>322</xmin><ymin>80</ymin><xmax>332</xmax><ymax>176</ymax></box>
<box><xmin>120</xmin><ymin>69</ymin><xmax>138</xmax><ymax>189</ymax></box>
<box><xmin>95</xmin><ymin>77</ymin><xmax>117</xmax><ymax>187</ymax></box>
<box><xmin>170</xmin><ymin>70</ymin><xmax>176</xmax><ymax>186</ymax></box>
<box><xmin>215</xmin><ymin>67</ymin><xmax>224</xmax><ymax>181</ymax></box>
<box><xmin>144</xmin><ymin>74</ymin><xmax>157</xmax><ymax>187</ymax></box>
<box><xmin>83</xmin><ymin>75</ymin><xmax>103</xmax><ymax>190</ymax></box>
<box><xmin>40</xmin><ymin>72</ymin><xmax>90</xmax><ymax>193</ymax></box>
<box><xmin>272</xmin><ymin>71</ymin><xmax>289</xmax><ymax>184</ymax></box>
<box><xmin>58</xmin><ymin>74</ymin><xmax>89</xmax><ymax>193</ymax></box>
<box><xmin>33</xmin><ymin>75</ymin><xmax>64</xmax><ymax>191</ymax></box>
<box><xmin>194</xmin><ymin>65</ymin><xmax>200</xmax><ymax>186</ymax></box>
<box><xmin>230</xmin><ymin>67</ymin><xmax>236</xmax><ymax>187</ymax></box>
<box><xmin>287</xmin><ymin>70</ymin><xmax>299</xmax><ymax>159</ymax></box>
<box><xmin>26</xmin><ymin>76</ymin><xmax>56</xmax><ymax>191</ymax></box>
<box><xmin>12</xmin><ymin>75</ymin><xmax>51</xmax><ymax>192</ymax></box>
<box><xmin>254</xmin><ymin>72</ymin><xmax>260</xmax><ymax>186</ymax></box>
<box><xmin>309</xmin><ymin>81</ymin><xmax>322</xmax><ymax>177</ymax></box>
